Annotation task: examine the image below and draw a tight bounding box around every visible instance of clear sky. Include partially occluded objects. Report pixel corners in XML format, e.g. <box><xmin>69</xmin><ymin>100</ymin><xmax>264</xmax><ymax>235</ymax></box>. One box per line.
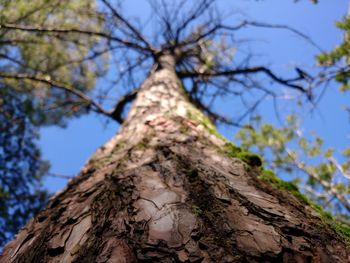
<box><xmin>38</xmin><ymin>0</ymin><xmax>349</xmax><ymax>193</ymax></box>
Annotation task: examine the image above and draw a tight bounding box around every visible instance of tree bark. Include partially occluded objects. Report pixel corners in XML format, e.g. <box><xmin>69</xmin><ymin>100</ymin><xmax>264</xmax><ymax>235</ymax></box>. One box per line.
<box><xmin>1</xmin><ymin>54</ymin><xmax>350</xmax><ymax>263</ymax></box>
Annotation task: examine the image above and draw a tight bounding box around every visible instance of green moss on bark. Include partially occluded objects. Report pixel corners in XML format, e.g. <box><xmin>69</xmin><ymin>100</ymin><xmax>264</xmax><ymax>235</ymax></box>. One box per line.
<box><xmin>177</xmin><ymin>80</ymin><xmax>189</xmax><ymax>99</ymax></box>
<box><xmin>186</xmin><ymin>110</ymin><xmax>226</xmax><ymax>140</ymax></box>
<box><xmin>332</xmin><ymin>222</ymin><xmax>350</xmax><ymax>242</ymax></box>
<box><xmin>258</xmin><ymin>170</ymin><xmax>308</xmax><ymax>203</ymax></box>
<box><xmin>259</xmin><ymin>169</ymin><xmax>350</xmax><ymax>243</ymax></box>
<box><xmin>185</xmin><ymin>109</ymin><xmax>350</xmax><ymax>244</ymax></box>
<box><xmin>186</xmin><ymin>109</ymin><xmax>263</xmax><ymax>168</ymax></box>
<box><xmin>221</xmin><ymin>142</ymin><xmax>263</xmax><ymax>168</ymax></box>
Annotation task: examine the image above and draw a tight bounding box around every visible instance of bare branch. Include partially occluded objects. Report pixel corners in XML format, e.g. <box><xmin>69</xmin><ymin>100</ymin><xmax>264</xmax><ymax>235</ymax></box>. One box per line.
<box><xmin>109</xmin><ymin>88</ymin><xmax>140</xmax><ymax>123</ymax></box>
<box><xmin>101</xmin><ymin>0</ymin><xmax>154</xmax><ymax>52</ymax></box>
<box><xmin>174</xmin><ymin>0</ymin><xmax>214</xmax><ymax>43</ymax></box>
<box><xmin>0</xmin><ymin>72</ymin><xmax>111</xmax><ymax>117</ymax></box>
<box><xmin>221</xmin><ymin>20</ymin><xmax>323</xmax><ymax>52</ymax></box>
<box><xmin>189</xmin><ymin>93</ymin><xmax>240</xmax><ymax>126</ymax></box>
<box><xmin>178</xmin><ymin>66</ymin><xmax>312</xmax><ymax>98</ymax></box>
<box><xmin>46</xmin><ymin>172</ymin><xmax>73</xmax><ymax>180</ymax></box>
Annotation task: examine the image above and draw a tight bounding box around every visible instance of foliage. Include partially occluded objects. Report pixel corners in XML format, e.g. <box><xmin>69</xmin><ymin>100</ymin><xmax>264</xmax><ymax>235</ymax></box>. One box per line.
<box><xmin>0</xmin><ymin>86</ymin><xmax>48</xmax><ymax>247</ymax></box>
<box><xmin>317</xmin><ymin>17</ymin><xmax>350</xmax><ymax>92</ymax></box>
<box><xmin>0</xmin><ymin>0</ymin><xmax>107</xmax><ymax>127</ymax></box>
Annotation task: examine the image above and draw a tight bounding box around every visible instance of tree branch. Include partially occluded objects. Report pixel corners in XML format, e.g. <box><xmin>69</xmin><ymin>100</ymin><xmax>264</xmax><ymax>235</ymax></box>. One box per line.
<box><xmin>0</xmin><ymin>72</ymin><xmax>111</xmax><ymax>117</ymax></box>
<box><xmin>178</xmin><ymin>66</ymin><xmax>312</xmax><ymax>99</ymax></box>
<box><xmin>0</xmin><ymin>23</ymin><xmax>152</xmax><ymax>53</ymax></box>
<box><xmin>221</xmin><ymin>20</ymin><xmax>323</xmax><ymax>52</ymax></box>
<box><xmin>101</xmin><ymin>0</ymin><xmax>154</xmax><ymax>52</ymax></box>
<box><xmin>174</xmin><ymin>0</ymin><xmax>214</xmax><ymax>43</ymax></box>
<box><xmin>109</xmin><ymin>88</ymin><xmax>139</xmax><ymax>123</ymax></box>
<box><xmin>46</xmin><ymin>172</ymin><xmax>73</xmax><ymax>180</ymax></box>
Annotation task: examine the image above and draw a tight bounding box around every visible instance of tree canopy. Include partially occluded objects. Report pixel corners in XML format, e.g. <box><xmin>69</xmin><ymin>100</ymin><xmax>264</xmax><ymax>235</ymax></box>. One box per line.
<box><xmin>0</xmin><ymin>0</ymin><xmax>349</xmax><ymax>247</ymax></box>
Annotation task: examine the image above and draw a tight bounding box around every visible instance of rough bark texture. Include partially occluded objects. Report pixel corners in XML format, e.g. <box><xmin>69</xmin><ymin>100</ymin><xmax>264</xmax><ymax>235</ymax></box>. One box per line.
<box><xmin>1</xmin><ymin>55</ymin><xmax>350</xmax><ymax>262</ymax></box>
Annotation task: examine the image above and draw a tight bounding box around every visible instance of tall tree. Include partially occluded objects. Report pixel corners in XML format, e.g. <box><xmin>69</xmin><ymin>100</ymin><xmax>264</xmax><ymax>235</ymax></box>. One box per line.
<box><xmin>1</xmin><ymin>1</ymin><xmax>350</xmax><ymax>261</ymax></box>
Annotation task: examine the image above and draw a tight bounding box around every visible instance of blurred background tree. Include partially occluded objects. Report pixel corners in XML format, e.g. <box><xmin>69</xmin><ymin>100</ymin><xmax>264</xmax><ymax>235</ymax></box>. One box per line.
<box><xmin>0</xmin><ymin>0</ymin><xmax>107</xmax><ymax>246</ymax></box>
<box><xmin>0</xmin><ymin>86</ymin><xmax>48</xmax><ymax>245</ymax></box>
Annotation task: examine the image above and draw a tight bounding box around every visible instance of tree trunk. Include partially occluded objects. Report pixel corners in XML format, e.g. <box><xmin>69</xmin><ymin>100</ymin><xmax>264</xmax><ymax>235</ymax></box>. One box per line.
<box><xmin>1</xmin><ymin>54</ymin><xmax>350</xmax><ymax>263</ymax></box>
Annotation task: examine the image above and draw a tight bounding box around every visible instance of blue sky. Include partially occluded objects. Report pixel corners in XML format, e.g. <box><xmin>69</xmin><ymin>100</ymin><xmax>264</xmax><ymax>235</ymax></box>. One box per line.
<box><xmin>39</xmin><ymin>0</ymin><xmax>349</xmax><ymax>193</ymax></box>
